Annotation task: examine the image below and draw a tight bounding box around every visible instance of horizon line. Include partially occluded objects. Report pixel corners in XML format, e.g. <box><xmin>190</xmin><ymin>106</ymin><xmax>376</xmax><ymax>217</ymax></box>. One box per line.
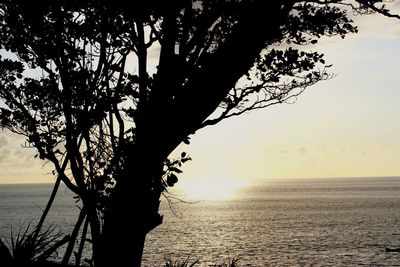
<box><xmin>0</xmin><ymin>175</ymin><xmax>399</xmax><ymax>186</ymax></box>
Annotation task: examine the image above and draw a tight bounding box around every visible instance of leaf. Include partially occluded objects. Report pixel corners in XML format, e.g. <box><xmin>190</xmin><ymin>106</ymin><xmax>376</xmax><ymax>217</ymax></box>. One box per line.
<box><xmin>169</xmin><ymin>167</ymin><xmax>182</xmax><ymax>174</ymax></box>
<box><xmin>166</xmin><ymin>173</ymin><xmax>178</xmax><ymax>187</ymax></box>
<box><xmin>182</xmin><ymin>157</ymin><xmax>192</xmax><ymax>163</ymax></box>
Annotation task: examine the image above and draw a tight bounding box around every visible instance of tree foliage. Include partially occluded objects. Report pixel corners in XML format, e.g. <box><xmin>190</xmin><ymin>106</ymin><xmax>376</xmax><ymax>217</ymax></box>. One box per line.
<box><xmin>0</xmin><ymin>0</ymin><xmax>397</xmax><ymax>266</ymax></box>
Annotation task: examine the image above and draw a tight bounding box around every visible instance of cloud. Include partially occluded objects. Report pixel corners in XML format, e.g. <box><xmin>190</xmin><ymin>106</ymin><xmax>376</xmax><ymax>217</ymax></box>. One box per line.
<box><xmin>0</xmin><ymin>148</ymin><xmax>11</xmax><ymax>165</ymax></box>
<box><xmin>390</xmin><ymin>0</ymin><xmax>400</xmax><ymax>11</ymax></box>
<box><xmin>297</xmin><ymin>147</ymin><xmax>307</xmax><ymax>156</ymax></box>
<box><xmin>313</xmin><ymin>4</ymin><xmax>400</xmax><ymax>52</ymax></box>
<box><xmin>0</xmin><ymin>131</ymin><xmax>38</xmax><ymax>170</ymax></box>
<box><xmin>0</xmin><ymin>135</ymin><xmax>9</xmax><ymax>147</ymax></box>
<box><xmin>339</xmin><ymin>146</ymin><xmax>347</xmax><ymax>155</ymax></box>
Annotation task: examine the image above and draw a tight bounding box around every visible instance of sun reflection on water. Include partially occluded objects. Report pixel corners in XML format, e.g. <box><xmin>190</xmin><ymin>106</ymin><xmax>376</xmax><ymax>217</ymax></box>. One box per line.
<box><xmin>176</xmin><ymin>178</ymin><xmax>247</xmax><ymax>200</ymax></box>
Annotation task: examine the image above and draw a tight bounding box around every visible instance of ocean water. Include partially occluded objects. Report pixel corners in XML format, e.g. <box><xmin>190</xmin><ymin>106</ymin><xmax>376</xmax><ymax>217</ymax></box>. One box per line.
<box><xmin>0</xmin><ymin>184</ymin><xmax>79</xmax><ymax>236</ymax></box>
<box><xmin>1</xmin><ymin>177</ymin><xmax>400</xmax><ymax>266</ymax></box>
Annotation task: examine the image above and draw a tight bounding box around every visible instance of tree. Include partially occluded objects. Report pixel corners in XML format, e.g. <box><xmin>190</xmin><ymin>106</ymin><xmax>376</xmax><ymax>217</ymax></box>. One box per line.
<box><xmin>0</xmin><ymin>0</ymin><xmax>398</xmax><ymax>266</ymax></box>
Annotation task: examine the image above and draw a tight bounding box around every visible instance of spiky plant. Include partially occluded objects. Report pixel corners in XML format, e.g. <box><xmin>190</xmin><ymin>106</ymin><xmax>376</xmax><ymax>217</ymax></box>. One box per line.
<box><xmin>164</xmin><ymin>256</ymin><xmax>240</xmax><ymax>267</ymax></box>
<box><xmin>164</xmin><ymin>257</ymin><xmax>199</xmax><ymax>267</ymax></box>
<box><xmin>209</xmin><ymin>257</ymin><xmax>240</xmax><ymax>267</ymax></box>
<box><xmin>0</xmin><ymin>222</ymin><xmax>69</xmax><ymax>265</ymax></box>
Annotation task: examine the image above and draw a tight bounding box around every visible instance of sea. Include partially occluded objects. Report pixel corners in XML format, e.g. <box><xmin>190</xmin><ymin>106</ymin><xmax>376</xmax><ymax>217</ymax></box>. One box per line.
<box><xmin>0</xmin><ymin>177</ymin><xmax>399</xmax><ymax>266</ymax></box>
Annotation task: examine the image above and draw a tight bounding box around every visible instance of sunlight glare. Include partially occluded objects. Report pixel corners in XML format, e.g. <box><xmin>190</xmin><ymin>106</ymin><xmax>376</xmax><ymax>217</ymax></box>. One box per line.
<box><xmin>177</xmin><ymin>178</ymin><xmax>246</xmax><ymax>200</ymax></box>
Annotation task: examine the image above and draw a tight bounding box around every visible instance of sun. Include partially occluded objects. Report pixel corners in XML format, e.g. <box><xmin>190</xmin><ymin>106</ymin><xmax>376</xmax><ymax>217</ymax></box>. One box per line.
<box><xmin>176</xmin><ymin>177</ymin><xmax>247</xmax><ymax>200</ymax></box>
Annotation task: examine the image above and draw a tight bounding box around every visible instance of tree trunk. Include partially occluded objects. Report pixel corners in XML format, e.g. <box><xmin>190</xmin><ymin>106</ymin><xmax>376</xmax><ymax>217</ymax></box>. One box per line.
<box><xmin>96</xmin><ymin>188</ymin><xmax>162</xmax><ymax>267</ymax></box>
<box><xmin>94</xmin><ymin>4</ymin><xmax>295</xmax><ymax>266</ymax></box>
<box><xmin>96</xmin><ymin>201</ymin><xmax>148</xmax><ymax>267</ymax></box>
<box><xmin>96</xmin><ymin>148</ymin><xmax>164</xmax><ymax>267</ymax></box>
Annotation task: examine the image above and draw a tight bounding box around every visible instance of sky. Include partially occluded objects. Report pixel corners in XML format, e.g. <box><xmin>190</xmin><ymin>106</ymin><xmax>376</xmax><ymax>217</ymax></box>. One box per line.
<box><xmin>0</xmin><ymin>6</ymin><xmax>400</xmax><ymax>188</ymax></box>
<box><xmin>177</xmin><ymin>8</ymin><xmax>400</xmax><ymax>188</ymax></box>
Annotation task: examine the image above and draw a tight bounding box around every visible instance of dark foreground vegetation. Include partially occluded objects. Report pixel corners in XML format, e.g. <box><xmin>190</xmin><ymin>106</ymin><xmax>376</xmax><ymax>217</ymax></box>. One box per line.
<box><xmin>2</xmin><ymin>257</ymin><xmax>239</xmax><ymax>267</ymax></box>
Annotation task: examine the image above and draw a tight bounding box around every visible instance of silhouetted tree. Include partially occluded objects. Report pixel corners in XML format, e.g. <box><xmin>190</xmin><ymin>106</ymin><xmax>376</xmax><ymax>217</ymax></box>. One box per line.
<box><xmin>0</xmin><ymin>1</ymin><xmax>398</xmax><ymax>266</ymax></box>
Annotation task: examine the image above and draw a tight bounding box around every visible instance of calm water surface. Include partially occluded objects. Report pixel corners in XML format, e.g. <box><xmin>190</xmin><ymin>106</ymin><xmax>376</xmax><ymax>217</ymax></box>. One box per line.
<box><xmin>0</xmin><ymin>177</ymin><xmax>399</xmax><ymax>266</ymax></box>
